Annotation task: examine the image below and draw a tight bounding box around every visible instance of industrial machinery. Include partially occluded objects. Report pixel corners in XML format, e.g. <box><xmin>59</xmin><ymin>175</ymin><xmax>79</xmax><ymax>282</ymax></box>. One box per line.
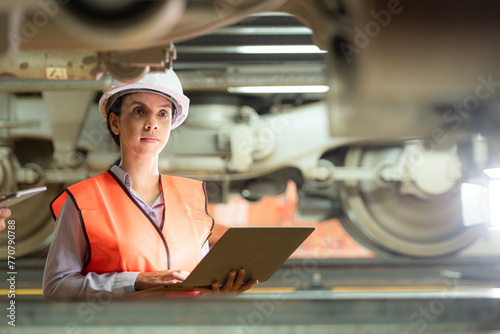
<box><xmin>0</xmin><ymin>0</ymin><xmax>499</xmax><ymax>259</ymax></box>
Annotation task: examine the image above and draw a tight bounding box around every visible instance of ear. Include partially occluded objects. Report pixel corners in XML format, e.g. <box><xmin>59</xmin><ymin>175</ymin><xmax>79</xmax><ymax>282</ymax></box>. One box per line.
<box><xmin>109</xmin><ymin>113</ymin><xmax>120</xmax><ymax>135</ymax></box>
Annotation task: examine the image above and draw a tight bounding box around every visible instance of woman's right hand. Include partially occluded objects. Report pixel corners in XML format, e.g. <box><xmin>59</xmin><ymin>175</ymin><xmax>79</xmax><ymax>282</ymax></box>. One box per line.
<box><xmin>134</xmin><ymin>269</ymin><xmax>190</xmax><ymax>291</ymax></box>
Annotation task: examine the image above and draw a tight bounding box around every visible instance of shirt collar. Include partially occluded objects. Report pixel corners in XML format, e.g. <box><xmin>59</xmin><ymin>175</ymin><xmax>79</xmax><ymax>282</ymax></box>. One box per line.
<box><xmin>110</xmin><ymin>164</ymin><xmax>131</xmax><ymax>189</ymax></box>
<box><xmin>109</xmin><ymin>164</ymin><xmax>164</xmax><ymax>208</ymax></box>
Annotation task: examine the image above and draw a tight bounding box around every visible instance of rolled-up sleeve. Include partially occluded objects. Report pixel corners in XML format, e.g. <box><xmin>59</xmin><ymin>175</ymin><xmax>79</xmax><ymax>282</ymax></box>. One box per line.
<box><xmin>42</xmin><ymin>196</ymin><xmax>140</xmax><ymax>299</ymax></box>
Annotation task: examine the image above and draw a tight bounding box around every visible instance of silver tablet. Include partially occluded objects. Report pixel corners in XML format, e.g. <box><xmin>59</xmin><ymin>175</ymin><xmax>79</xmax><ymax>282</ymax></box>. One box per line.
<box><xmin>181</xmin><ymin>226</ymin><xmax>315</xmax><ymax>287</ymax></box>
<box><xmin>0</xmin><ymin>186</ymin><xmax>47</xmax><ymax>208</ymax></box>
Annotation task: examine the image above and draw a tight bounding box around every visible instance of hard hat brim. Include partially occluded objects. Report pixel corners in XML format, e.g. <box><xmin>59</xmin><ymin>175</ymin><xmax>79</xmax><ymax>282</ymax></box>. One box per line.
<box><xmin>98</xmin><ymin>83</ymin><xmax>189</xmax><ymax>130</ymax></box>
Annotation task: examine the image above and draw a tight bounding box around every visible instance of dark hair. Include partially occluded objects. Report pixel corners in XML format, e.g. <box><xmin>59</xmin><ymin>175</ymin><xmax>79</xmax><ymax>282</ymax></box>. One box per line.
<box><xmin>106</xmin><ymin>95</ymin><xmax>125</xmax><ymax>147</ymax></box>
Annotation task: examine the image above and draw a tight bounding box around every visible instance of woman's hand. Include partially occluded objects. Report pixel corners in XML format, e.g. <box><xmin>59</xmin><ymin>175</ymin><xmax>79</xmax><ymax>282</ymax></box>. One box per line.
<box><xmin>194</xmin><ymin>269</ymin><xmax>258</xmax><ymax>295</ymax></box>
<box><xmin>0</xmin><ymin>207</ymin><xmax>11</xmax><ymax>231</ymax></box>
<box><xmin>134</xmin><ymin>269</ymin><xmax>190</xmax><ymax>291</ymax></box>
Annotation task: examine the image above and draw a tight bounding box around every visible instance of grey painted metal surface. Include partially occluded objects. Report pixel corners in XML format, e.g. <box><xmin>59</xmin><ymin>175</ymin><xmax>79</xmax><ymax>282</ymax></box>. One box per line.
<box><xmin>2</xmin><ymin>292</ymin><xmax>499</xmax><ymax>333</ymax></box>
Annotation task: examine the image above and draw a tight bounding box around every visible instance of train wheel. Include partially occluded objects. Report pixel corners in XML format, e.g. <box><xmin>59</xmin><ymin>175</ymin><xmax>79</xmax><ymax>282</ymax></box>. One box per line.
<box><xmin>340</xmin><ymin>146</ymin><xmax>487</xmax><ymax>258</ymax></box>
<box><xmin>0</xmin><ymin>184</ymin><xmax>63</xmax><ymax>260</ymax></box>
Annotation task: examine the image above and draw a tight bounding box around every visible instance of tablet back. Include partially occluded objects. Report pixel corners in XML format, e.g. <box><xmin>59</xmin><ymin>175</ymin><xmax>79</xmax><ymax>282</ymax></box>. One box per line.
<box><xmin>0</xmin><ymin>186</ymin><xmax>47</xmax><ymax>208</ymax></box>
<box><xmin>181</xmin><ymin>226</ymin><xmax>315</xmax><ymax>287</ymax></box>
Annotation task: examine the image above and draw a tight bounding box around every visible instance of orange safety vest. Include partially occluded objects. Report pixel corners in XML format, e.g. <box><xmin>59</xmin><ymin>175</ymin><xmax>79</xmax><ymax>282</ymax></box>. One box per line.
<box><xmin>50</xmin><ymin>171</ymin><xmax>214</xmax><ymax>276</ymax></box>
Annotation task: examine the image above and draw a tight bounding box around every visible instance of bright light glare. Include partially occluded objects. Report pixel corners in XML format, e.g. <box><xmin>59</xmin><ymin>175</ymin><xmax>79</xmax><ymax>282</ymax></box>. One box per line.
<box><xmin>490</xmin><ymin>288</ymin><xmax>500</xmax><ymax>298</ymax></box>
<box><xmin>460</xmin><ymin>183</ymin><xmax>489</xmax><ymax>226</ymax></box>
<box><xmin>484</xmin><ymin>168</ymin><xmax>500</xmax><ymax>179</ymax></box>
<box><xmin>228</xmin><ymin>85</ymin><xmax>330</xmax><ymax>94</ymax></box>
<box><xmin>177</xmin><ymin>45</ymin><xmax>327</xmax><ymax>54</ymax></box>
<box><xmin>489</xmin><ymin>180</ymin><xmax>500</xmax><ymax>227</ymax></box>
<box><xmin>236</xmin><ymin>45</ymin><xmax>327</xmax><ymax>54</ymax></box>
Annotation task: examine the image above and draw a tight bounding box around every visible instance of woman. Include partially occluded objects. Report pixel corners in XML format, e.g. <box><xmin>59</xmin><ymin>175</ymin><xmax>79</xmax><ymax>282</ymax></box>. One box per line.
<box><xmin>43</xmin><ymin>70</ymin><xmax>258</xmax><ymax>299</ymax></box>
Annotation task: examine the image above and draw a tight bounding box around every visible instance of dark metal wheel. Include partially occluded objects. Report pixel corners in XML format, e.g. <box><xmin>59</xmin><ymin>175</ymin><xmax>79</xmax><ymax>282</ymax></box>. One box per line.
<box><xmin>340</xmin><ymin>146</ymin><xmax>487</xmax><ymax>258</ymax></box>
<box><xmin>0</xmin><ymin>184</ymin><xmax>63</xmax><ymax>260</ymax></box>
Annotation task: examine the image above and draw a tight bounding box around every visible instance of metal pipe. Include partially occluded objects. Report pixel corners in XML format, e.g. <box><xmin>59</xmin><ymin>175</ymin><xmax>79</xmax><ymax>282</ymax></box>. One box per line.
<box><xmin>178</xmin><ymin>70</ymin><xmax>326</xmax><ymax>90</ymax></box>
<box><xmin>86</xmin><ymin>151</ymin><xmax>227</xmax><ymax>173</ymax></box>
<box><xmin>332</xmin><ymin>166</ymin><xmax>377</xmax><ymax>181</ymax></box>
<box><xmin>0</xmin><ymin>71</ymin><xmax>325</xmax><ymax>92</ymax></box>
<box><xmin>159</xmin><ymin>157</ymin><xmax>227</xmax><ymax>172</ymax></box>
<box><xmin>0</xmin><ymin>76</ymin><xmax>112</xmax><ymax>92</ymax></box>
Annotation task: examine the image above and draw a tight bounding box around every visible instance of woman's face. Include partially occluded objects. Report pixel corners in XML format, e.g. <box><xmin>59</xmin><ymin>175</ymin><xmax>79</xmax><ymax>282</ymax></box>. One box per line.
<box><xmin>109</xmin><ymin>92</ymin><xmax>173</xmax><ymax>159</ymax></box>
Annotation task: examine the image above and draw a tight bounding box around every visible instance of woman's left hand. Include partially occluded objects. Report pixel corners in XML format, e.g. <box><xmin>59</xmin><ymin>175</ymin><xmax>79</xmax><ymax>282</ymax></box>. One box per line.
<box><xmin>0</xmin><ymin>207</ymin><xmax>11</xmax><ymax>231</ymax></box>
<box><xmin>194</xmin><ymin>269</ymin><xmax>258</xmax><ymax>295</ymax></box>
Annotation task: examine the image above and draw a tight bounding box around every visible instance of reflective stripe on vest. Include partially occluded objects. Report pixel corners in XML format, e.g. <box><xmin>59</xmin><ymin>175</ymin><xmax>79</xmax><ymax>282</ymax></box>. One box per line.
<box><xmin>50</xmin><ymin>171</ymin><xmax>214</xmax><ymax>275</ymax></box>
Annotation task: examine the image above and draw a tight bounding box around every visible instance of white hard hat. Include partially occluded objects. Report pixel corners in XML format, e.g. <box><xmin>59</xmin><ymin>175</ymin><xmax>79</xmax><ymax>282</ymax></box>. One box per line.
<box><xmin>98</xmin><ymin>69</ymin><xmax>189</xmax><ymax>130</ymax></box>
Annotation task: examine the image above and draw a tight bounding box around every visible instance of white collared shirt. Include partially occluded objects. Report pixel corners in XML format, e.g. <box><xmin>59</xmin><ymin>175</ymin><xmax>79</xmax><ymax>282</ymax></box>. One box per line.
<box><xmin>42</xmin><ymin>165</ymin><xmax>209</xmax><ymax>299</ymax></box>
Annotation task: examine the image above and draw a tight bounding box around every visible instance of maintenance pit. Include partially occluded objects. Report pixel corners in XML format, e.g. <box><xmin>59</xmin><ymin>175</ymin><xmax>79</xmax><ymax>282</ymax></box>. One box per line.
<box><xmin>2</xmin><ymin>256</ymin><xmax>500</xmax><ymax>333</ymax></box>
